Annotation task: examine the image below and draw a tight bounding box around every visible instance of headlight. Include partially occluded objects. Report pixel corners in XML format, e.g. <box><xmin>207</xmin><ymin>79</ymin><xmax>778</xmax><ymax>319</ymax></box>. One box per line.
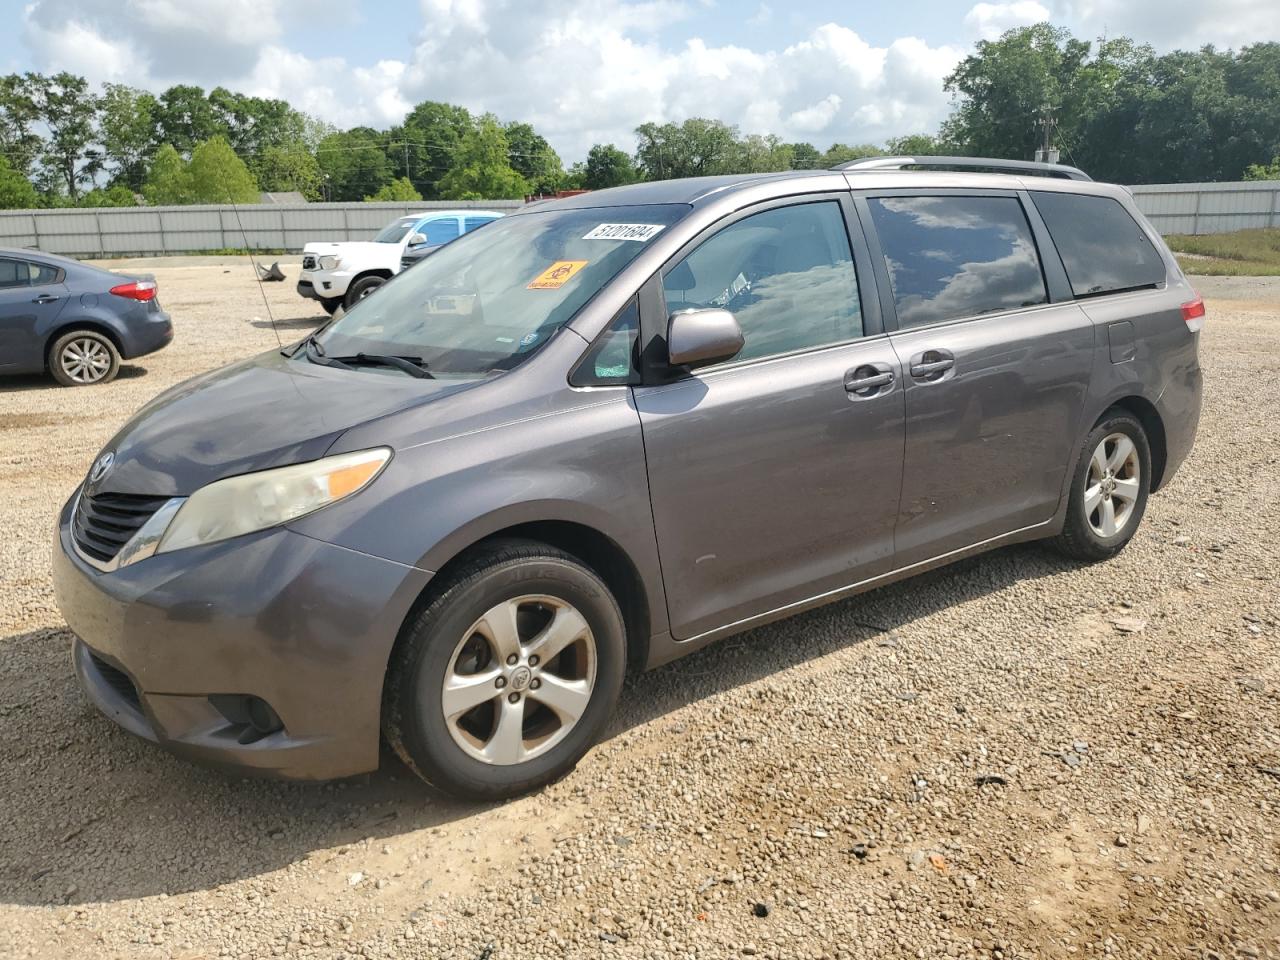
<box><xmin>155</xmin><ymin>448</ymin><xmax>391</xmax><ymax>554</ymax></box>
<box><xmin>318</xmin><ymin>255</ymin><xmax>341</xmax><ymax>270</ymax></box>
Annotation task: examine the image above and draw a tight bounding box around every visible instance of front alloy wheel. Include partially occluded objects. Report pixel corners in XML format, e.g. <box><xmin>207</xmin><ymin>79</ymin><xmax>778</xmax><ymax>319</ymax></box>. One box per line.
<box><xmin>383</xmin><ymin>540</ymin><xmax>626</xmax><ymax>800</ymax></box>
<box><xmin>443</xmin><ymin>596</ymin><xmax>597</xmax><ymax>765</ymax></box>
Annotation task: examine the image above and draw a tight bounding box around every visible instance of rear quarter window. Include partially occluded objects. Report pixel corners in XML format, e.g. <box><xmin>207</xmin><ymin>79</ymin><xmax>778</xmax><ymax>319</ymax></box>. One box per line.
<box><xmin>1031</xmin><ymin>191</ymin><xmax>1167</xmax><ymax>297</ymax></box>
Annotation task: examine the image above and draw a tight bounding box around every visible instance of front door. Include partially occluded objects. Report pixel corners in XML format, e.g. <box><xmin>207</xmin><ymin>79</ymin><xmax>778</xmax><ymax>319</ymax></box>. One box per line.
<box><xmin>861</xmin><ymin>192</ymin><xmax>1094</xmax><ymax>564</ymax></box>
<box><xmin>634</xmin><ymin>197</ymin><xmax>906</xmax><ymax>639</ymax></box>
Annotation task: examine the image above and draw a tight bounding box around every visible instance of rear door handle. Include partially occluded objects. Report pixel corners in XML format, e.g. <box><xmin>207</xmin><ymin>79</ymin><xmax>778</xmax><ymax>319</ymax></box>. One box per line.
<box><xmin>908</xmin><ymin>349</ymin><xmax>955</xmax><ymax>381</ymax></box>
<box><xmin>32</xmin><ymin>293</ymin><xmax>60</xmax><ymax>304</ymax></box>
<box><xmin>844</xmin><ymin>363</ymin><xmax>895</xmax><ymax>397</ymax></box>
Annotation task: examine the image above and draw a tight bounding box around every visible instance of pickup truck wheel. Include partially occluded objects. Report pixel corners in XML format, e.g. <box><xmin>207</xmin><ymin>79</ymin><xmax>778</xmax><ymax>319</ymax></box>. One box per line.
<box><xmin>320</xmin><ymin>296</ymin><xmax>342</xmax><ymax>315</ymax></box>
<box><xmin>344</xmin><ymin>276</ymin><xmax>384</xmax><ymax>309</ymax></box>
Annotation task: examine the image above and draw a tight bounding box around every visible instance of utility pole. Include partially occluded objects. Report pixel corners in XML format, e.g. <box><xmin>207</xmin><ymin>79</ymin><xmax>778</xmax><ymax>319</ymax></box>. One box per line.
<box><xmin>1035</xmin><ymin>110</ymin><xmax>1060</xmax><ymax>165</ymax></box>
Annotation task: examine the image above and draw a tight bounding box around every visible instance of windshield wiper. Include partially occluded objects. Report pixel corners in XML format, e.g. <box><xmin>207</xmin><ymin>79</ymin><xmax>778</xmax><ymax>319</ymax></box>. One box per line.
<box><xmin>331</xmin><ymin>353</ymin><xmax>435</xmax><ymax>379</ymax></box>
<box><xmin>303</xmin><ymin>337</ymin><xmax>355</xmax><ymax>370</ymax></box>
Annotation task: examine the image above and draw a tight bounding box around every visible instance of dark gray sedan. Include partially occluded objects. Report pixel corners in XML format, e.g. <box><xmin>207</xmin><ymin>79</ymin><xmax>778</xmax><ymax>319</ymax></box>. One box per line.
<box><xmin>0</xmin><ymin>247</ymin><xmax>173</xmax><ymax>386</ymax></box>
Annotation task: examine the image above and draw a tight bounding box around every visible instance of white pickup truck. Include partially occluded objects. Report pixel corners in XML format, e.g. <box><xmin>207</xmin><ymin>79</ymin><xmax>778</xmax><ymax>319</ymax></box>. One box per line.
<box><xmin>297</xmin><ymin>209</ymin><xmax>505</xmax><ymax>313</ymax></box>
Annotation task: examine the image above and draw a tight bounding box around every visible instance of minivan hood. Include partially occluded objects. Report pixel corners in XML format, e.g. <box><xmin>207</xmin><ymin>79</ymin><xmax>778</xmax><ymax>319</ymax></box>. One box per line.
<box><xmin>93</xmin><ymin>349</ymin><xmax>469</xmax><ymax>497</ymax></box>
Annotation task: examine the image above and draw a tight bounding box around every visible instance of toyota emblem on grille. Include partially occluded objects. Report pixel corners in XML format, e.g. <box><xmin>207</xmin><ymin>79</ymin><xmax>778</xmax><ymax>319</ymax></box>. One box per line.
<box><xmin>88</xmin><ymin>451</ymin><xmax>115</xmax><ymax>484</ymax></box>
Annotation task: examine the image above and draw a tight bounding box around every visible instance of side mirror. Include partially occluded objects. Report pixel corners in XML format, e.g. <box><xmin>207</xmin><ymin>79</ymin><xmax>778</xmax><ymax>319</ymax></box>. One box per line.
<box><xmin>408</xmin><ymin>232</ymin><xmax>427</xmax><ymax>246</ymax></box>
<box><xmin>667</xmin><ymin>308</ymin><xmax>744</xmax><ymax>368</ymax></box>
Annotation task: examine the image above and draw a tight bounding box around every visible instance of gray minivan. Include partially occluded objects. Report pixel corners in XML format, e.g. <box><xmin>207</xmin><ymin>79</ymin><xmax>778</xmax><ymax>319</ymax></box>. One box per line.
<box><xmin>53</xmin><ymin>158</ymin><xmax>1203</xmax><ymax>799</ymax></box>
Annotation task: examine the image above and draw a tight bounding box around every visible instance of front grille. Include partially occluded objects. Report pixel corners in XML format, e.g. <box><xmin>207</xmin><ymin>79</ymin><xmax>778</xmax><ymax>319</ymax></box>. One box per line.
<box><xmin>72</xmin><ymin>492</ymin><xmax>170</xmax><ymax>564</ymax></box>
<box><xmin>89</xmin><ymin>652</ymin><xmax>141</xmax><ymax>711</ymax></box>
<box><xmin>302</xmin><ymin>254</ymin><xmax>317</xmax><ymax>270</ymax></box>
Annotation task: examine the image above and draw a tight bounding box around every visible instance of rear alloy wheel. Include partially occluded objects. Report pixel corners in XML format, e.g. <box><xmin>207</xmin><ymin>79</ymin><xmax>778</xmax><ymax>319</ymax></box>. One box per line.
<box><xmin>50</xmin><ymin>330</ymin><xmax>121</xmax><ymax>386</ymax></box>
<box><xmin>1051</xmin><ymin>410</ymin><xmax>1151</xmax><ymax>562</ymax></box>
<box><xmin>383</xmin><ymin>540</ymin><xmax>626</xmax><ymax>800</ymax></box>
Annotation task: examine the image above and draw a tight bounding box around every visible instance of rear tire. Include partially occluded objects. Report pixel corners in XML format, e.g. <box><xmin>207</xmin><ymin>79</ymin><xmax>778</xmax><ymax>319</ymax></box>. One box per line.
<box><xmin>1050</xmin><ymin>410</ymin><xmax>1151</xmax><ymax>562</ymax></box>
<box><xmin>49</xmin><ymin>330</ymin><xmax>120</xmax><ymax>386</ymax></box>
<box><xmin>383</xmin><ymin>539</ymin><xmax>626</xmax><ymax>800</ymax></box>
<box><xmin>344</xmin><ymin>276</ymin><xmax>384</xmax><ymax>309</ymax></box>
<box><xmin>320</xmin><ymin>296</ymin><xmax>342</xmax><ymax>315</ymax></box>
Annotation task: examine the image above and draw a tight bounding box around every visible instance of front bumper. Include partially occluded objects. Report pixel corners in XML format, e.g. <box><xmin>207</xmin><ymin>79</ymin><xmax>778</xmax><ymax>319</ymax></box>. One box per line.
<box><xmin>53</xmin><ymin>495</ymin><xmax>432</xmax><ymax>780</ymax></box>
<box><xmin>297</xmin><ymin>269</ymin><xmax>351</xmax><ymax>300</ymax></box>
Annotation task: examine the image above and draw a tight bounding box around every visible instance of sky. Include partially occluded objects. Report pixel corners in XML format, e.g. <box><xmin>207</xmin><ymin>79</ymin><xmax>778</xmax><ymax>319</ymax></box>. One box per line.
<box><xmin>3</xmin><ymin>0</ymin><xmax>1279</xmax><ymax>163</ymax></box>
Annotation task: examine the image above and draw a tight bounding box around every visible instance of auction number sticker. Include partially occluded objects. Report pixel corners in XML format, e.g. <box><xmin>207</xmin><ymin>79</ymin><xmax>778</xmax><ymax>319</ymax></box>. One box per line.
<box><xmin>582</xmin><ymin>223</ymin><xmax>666</xmax><ymax>242</ymax></box>
<box><xmin>528</xmin><ymin>260</ymin><xmax>589</xmax><ymax>290</ymax></box>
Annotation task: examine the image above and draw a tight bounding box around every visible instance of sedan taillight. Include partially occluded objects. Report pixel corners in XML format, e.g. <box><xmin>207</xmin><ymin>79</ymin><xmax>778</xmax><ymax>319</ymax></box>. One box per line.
<box><xmin>1181</xmin><ymin>294</ymin><xmax>1206</xmax><ymax>333</ymax></box>
<box><xmin>109</xmin><ymin>280</ymin><xmax>157</xmax><ymax>302</ymax></box>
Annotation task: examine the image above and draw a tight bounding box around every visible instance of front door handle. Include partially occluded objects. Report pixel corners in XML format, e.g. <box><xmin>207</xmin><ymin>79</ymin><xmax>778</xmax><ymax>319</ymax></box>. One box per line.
<box><xmin>32</xmin><ymin>293</ymin><xmax>60</xmax><ymax>304</ymax></box>
<box><xmin>909</xmin><ymin>349</ymin><xmax>955</xmax><ymax>381</ymax></box>
<box><xmin>844</xmin><ymin>363</ymin><xmax>895</xmax><ymax>397</ymax></box>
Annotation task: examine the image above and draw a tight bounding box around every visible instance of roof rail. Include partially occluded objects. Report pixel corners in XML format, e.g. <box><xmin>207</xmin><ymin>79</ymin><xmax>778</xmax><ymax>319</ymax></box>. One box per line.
<box><xmin>835</xmin><ymin>155</ymin><xmax>1092</xmax><ymax>182</ymax></box>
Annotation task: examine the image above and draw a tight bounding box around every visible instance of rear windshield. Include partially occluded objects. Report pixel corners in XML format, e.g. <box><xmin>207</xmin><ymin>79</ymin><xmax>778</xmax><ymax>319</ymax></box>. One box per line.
<box><xmin>315</xmin><ymin>204</ymin><xmax>688</xmax><ymax>377</ymax></box>
<box><xmin>1031</xmin><ymin>192</ymin><xmax>1167</xmax><ymax>297</ymax></box>
<box><xmin>373</xmin><ymin>218</ymin><xmax>418</xmax><ymax>243</ymax></box>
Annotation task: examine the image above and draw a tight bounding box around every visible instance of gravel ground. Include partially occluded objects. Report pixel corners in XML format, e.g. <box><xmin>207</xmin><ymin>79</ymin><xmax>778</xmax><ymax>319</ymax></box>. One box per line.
<box><xmin>0</xmin><ymin>263</ymin><xmax>1277</xmax><ymax>960</ymax></box>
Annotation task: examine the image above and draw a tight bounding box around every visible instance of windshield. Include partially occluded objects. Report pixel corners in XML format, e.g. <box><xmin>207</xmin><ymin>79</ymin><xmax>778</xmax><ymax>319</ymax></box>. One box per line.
<box><xmin>373</xmin><ymin>218</ymin><xmax>418</xmax><ymax>243</ymax></box>
<box><xmin>313</xmin><ymin>204</ymin><xmax>688</xmax><ymax>378</ymax></box>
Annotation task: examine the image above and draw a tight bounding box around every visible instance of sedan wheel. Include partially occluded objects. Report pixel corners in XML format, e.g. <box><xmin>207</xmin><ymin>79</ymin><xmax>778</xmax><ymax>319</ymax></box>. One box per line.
<box><xmin>50</xmin><ymin>330</ymin><xmax>121</xmax><ymax>387</ymax></box>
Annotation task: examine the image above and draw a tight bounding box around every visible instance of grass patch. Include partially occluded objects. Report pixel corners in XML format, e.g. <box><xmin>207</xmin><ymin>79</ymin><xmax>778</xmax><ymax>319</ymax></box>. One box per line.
<box><xmin>1168</xmin><ymin>228</ymin><xmax>1280</xmax><ymax>275</ymax></box>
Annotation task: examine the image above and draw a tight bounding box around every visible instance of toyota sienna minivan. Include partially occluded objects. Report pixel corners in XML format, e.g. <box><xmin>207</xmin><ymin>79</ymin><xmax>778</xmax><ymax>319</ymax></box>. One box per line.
<box><xmin>53</xmin><ymin>157</ymin><xmax>1203</xmax><ymax>800</ymax></box>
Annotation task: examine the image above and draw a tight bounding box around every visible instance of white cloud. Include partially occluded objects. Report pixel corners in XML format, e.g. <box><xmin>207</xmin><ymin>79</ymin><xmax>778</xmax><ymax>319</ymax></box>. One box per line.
<box><xmin>19</xmin><ymin>0</ymin><xmax>968</xmax><ymax>162</ymax></box>
<box><xmin>1052</xmin><ymin>0</ymin><xmax>1280</xmax><ymax>49</ymax></box>
<box><xmin>964</xmin><ymin>2</ymin><xmax>1051</xmax><ymax>41</ymax></box>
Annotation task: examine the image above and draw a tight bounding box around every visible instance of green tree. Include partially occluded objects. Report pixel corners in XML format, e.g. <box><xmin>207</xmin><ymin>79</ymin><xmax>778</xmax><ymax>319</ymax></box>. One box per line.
<box><xmin>142</xmin><ymin>144</ymin><xmax>192</xmax><ymax>204</ymax></box>
<box><xmin>1244</xmin><ymin>156</ymin><xmax>1280</xmax><ymax>180</ymax></box>
<box><xmin>438</xmin><ymin>115</ymin><xmax>528</xmax><ymax>200</ymax></box>
<box><xmin>785</xmin><ymin>142</ymin><xmax>821</xmax><ymax>169</ymax></box>
<box><xmin>28</xmin><ymin>72</ymin><xmax>100</xmax><ymax>201</ymax></box>
<box><xmin>634</xmin><ymin>118</ymin><xmax>740</xmax><ymax>179</ymax></box>
<box><xmin>504</xmin><ymin>121</ymin><xmax>563</xmax><ymax>194</ymax></box>
<box><xmin>0</xmin><ymin>154</ymin><xmax>40</xmax><ymax>209</ymax></box>
<box><xmin>820</xmin><ymin>143</ymin><xmax>883</xmax><ymax>166</ymax></box>
<box><xmin>581</xmin><ymin>143</ymin><xmax>638</xmax><ymax>189</ymax></box>
<box><xmin>254</xmin><ymin>141</ymin><xmax>323</xmax><ymax>199</ymax></box>
<box><xmin>156</xmin><ymin>85</ymin><xmax>220</xmax><ymax>156</ymax></box>
<box><xmin>364</xmin><ymin>176</ymin><xmax>423</xmax><ymax>201</ymax></box>
<box><xmin>391</xmin><ymin>101</ymin><xmax>473</xmax><ymax>198</ymax></box>
<box><xmin>209</xmin><ymin>87</ymin><xmax>307</xmax><ymax>157</ymax></box>
<box><xmin>316</xmin><ymin>127</ymin><xmax>394</xmax><ymax>201</ymax></box>
<box><xmin>731</xmin><ymin>134</ymin><xmax>793</xmax><ymax>173</ymax></box>
<box><xmin>78</xmin><ymin>184</ymin><xmax>136</xmax><ymax>207</ymax></box>
<box><xmin>0</xmin><ymin>74</ymin><xmax>41</xmax><ymax>178</ymax></box>
<box><xmin>186</xmin><ymin>136</ymin><xmax>259</xmax><ymax>203</ymax></box>
<box><xmin>885</xmin><ymin>133</ymin><xmax>949</xmax><ymax>155</ymax></box>
<box><xmin>99</xmin><ymin>83</ymin><xmax>159</xmax><ymax>190</ymax></box>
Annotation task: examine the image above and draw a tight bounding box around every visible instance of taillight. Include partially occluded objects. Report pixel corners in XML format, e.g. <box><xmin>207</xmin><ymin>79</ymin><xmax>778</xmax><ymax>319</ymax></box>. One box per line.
<box><xmin>109</xmin><ymin>280</ymin><xmax>157</xmax><ymax>302</ymax></box>
<box><xmin>1181</xmin><ymin>294</ymin><xmax>1206</xmax><ymax>333</ymax></box>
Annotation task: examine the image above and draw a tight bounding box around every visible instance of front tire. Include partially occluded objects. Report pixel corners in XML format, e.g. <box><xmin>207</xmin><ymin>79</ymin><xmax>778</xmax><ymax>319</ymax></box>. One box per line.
<box><xmin>343</xmin><ymin>276</ymin><xmax>384</xmax><ymax>309</ymax></box>
<box><xmin>383</xmin><ymin>540</ymin><xmax>627</xmax><ymax>800</ymax></box>
<box><xmin>1051</xmin><ymin>409</ymin><xmax>1151</xmax><ymax>562</ymax></box>
<box><xmin>49</xmin><ymin>330</ymin><xmax>121</xmax><ymax>386</ymax></box>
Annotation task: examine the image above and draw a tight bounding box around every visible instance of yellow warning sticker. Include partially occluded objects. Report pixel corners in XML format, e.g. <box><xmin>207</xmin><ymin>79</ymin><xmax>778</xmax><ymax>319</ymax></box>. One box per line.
<box><xmin>527</xmin><ymin>260</ymin><xmax>588</xmax><ymax>290</ymax></box>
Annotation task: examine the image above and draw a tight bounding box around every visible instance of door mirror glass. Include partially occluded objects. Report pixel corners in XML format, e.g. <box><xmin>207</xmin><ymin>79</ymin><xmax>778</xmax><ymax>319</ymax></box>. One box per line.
<box><xmin>667</xmin><ymin>308</ymin><xmax>744</xmax><ymax>368</ymax></box>
<box><xmin>407</xmin><ymin>232</ymin><xmax>428</xmax><ymax>247</ymax></box>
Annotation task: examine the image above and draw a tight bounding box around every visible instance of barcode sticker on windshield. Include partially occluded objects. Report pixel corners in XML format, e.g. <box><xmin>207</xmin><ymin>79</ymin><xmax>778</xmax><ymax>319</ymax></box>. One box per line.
<box><xmin>582</xmin><ymin>223</ymin><xmax>666</xmax><ymax>242</ymax></box>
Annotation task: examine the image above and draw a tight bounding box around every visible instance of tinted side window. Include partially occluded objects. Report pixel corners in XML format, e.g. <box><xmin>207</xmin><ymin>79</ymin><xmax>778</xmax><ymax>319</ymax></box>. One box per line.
<box><xmin>868</xmin><ymin>195</ymin><xmax>1047</xmax><ymax>328</ymax></box>
<box><xmin>463</xmin><ymin>217</ymin><xmax>496</xmax><ymax>232</ymax></box>
<box><xmin>29</xmin><ymin>262</ymin><xmax>59</xmax><ymax>285</ymax></box>
<box><xmin>571</xmin><ymin>299</ymin><xmax>639</xmax><ymax>386</ymax></box>
<box><xmin>1031</xmin><ymin>191</ymin><xmax>1166</xmax><ymax>297</ymax></box>
<box><xmin>421</xmin><ymin>218</ymin><xmax>461</xmax><ymax>245</ymax></box>
<box><xmin>663</xmin><ymin>201</ymin><xmax>862</xmax><ymax>363</ymax></box>
<box><xmin>0</xmin><ymin>258</ymin><xmax>30</xmax><ymax>289</ymax></box>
